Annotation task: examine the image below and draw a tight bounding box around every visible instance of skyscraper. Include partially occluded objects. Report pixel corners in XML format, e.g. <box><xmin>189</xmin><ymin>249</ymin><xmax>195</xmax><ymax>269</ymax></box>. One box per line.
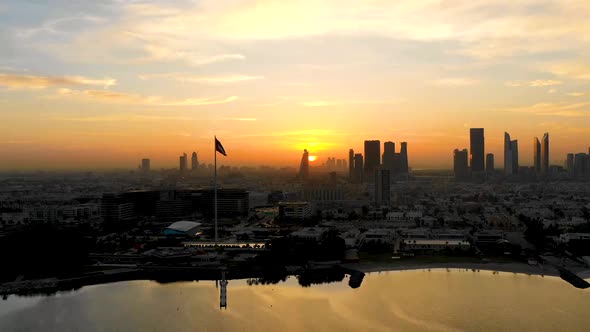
<box><xmin>504</xmin><ymin>133</ymin><xmax>513</xmax><ymax>175</ymax></box>
<box><xmin>382</xmin><ymin>141</ymin><xmax>396</xmax><ymax>172</ymax></box>
<box><xmin>533</xmin><ymin>137</ymin><xmax>541</xmax><ymax>172</ymax></box>
<box><xmin>141</xmin><ymin>158</ymin><xmax>150</xmax><ymax>172</ymax></box>
<box><xmin>511</xmin><ymin>140</ymin><xmax>519</xmax><ymax>174</ymax></box>
<box><xmin>453</xmin><ymin>149</ymin><xmax>469</xmax><ymax>180</ymax></box>
<box><xmin>374</xmin><ymin>167</ymin><xmax>391</xmax><ymax>206</ymax></box>
<box><xmin>191</xmin><ymin>152</ymin><xmax>199</xmax><ymax>170</ymax></box>
<box><xmin>486</xmin><ymin>153</ymin><xmax>494</xmax><ymax>173</ymax></box>
<box><xmin>567</xmin><ymin>153</ymin><xmax>575</xmax><ymax>176</ymax></box>
<box><xmin>299</xmin><ymin>149</ymin><xmax>309</xmax><ymax>179</ymax></box>
<box><xmin>469</xmin><ymin>128</ymin><xmax>485</xmax><ymax>172</ymax></box>
<box><xmin>399</xmin><ymin>142</ymin><xmax>409</xmax><ymax>173</ymax></box>
<box><xmin>348</xmin><ymin>149</ymin><xmax>354</xmax><ymax>180</ymax></box>
<box><xmin>541</xmin><ymin>132</ymin><xmax>549</xmax><ymax>173</ymax></box>
<box><xmin>364</xmin><ymin>140</ymin><xmax>381</xmax><ymax>179</ymax></box>
<box><xmin>179</xmin><ymin>153</ymin><xmax>187</xmax><ymax>171</ymax></box>
<box><xmin>354</xmin><ymin>153</ymin><xmax>364</xmax><ymax>183</ymax></box>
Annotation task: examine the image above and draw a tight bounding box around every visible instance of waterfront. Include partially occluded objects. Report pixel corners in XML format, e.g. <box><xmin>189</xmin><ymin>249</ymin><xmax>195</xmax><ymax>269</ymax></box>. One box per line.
<box><xmin>1</xmin><ymin>269</ymin><xmax>589</xmax><ymax>331</ymax></box>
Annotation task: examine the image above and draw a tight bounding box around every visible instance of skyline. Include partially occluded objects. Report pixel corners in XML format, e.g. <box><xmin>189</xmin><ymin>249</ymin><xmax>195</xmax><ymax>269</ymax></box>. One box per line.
<box><xmin>1</xmin><ymin>1</ymin><xmax>590</xmax><ymax>170</ymax></box>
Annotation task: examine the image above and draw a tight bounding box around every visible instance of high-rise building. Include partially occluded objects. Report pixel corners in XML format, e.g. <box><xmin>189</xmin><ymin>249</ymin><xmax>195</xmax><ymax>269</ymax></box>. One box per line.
<box><xmin>399</xmin><ymin>142</ymin><xmax>409</xmax><ymax>173</ymax></box>
<box><xmin>348</xmin><ymin>149</ymin><xmax>354</xmax><ymax>180</ymax></box>
<box><xmin>382</xmin><ymin>141</ymin><xmax>396</xmax><ymax>172</ymax></box>
<box><xmin>486</xmin><ymin>153</ymin><xmax>494</xmax><ymax>173</ymax></box>
<box><xmin>141</xmin><ymin>158</ymin><xmax>150</xmax><ymax>172</ymax></box>
<box><xmin>511</xmin><ymin>140</ymin><xmax>519</xmax><ymax>174</ymax></box>
<box><xmin>354</xmin><ymin>153</ymin><xmax>364</xmax><ymax>183</ymax></box>
<box><xmin>469</xmin><ymin>128</ymin><xmax>485</xmax><ymax>172</ymax></box>
<box><xmin>541</xmin><ymin>132</ymin><xmax>549</xmax><ymax>173</ymax></box>
<box><xmin>191</xmin><ymin>152</ymin><xmax>199</xmax><ymax>170</ymax></box>
<box><xmin>179</xmin><ymin>153</ymin><xmax>188</xmax><ymax>171</ymax></box>
<box><xmin>364</xmin><ymin>140</ymin><xmax>381</xmax><ymax>179</ymax></box>
<box><xmin>299</xmin><ymin>149</ymin><xmax>310</xmax><ymax>179</ymax></box>
<box><xmin>374</xmin><ymin>168</ymin><xmax>391</xmax><ymax>206</ymax></box>
<box><xmin>504</xmin><ymin>132</ymin><xmax>518</xmax><ymax>175</ymax></box>
<box><xmin>567</xmin><ymin>153</ymin><xmax>575</xmax><ymax>176</ymax></box>
<box><xmin>533</xmin><ymin>137</ymin><xmax>541</xmax><ymax>172</ymax></box>
<box><xmin>574</xmin><ymin>153</ymin><xmax>590</xmax><ymax>178</ymax></box>
<box><xmin>453</xmin><ymin>149</ymin><xmax>469</xmax><ymax>180</ymax></box>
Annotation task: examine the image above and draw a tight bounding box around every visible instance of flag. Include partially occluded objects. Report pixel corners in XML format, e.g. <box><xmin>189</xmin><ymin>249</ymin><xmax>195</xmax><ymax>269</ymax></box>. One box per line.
<box><xmin>215</xmin><ymin>137</ymin><xmax>227</xmax><ymax>156</ymax></box>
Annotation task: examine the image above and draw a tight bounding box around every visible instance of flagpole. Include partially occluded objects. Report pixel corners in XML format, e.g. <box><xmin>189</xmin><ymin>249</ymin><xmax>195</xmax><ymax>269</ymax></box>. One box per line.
<box><xmin>214</xmin><ymin>136</ymin><xmax>218</xmax><ymax>246</ymax></box>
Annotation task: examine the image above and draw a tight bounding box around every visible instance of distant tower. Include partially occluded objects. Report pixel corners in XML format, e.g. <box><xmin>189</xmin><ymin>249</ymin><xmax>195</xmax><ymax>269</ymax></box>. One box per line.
<box><xmin>511</xmin><ymin>140</ymin><xmax>519</xmax><ymax>174</ymax></box>
<box><xmin>354</xmin><ymin>153</ymin><xmax>364</xmax><ymax>183</ymax></box>
<box><xmin>567</xmin><ymin>153</ymin><xmax>575</xmax><ymax>177</ymax></box>
<box><xmin>191</xmin><ymin>152</ymin><xmax>199</xmax><ymax>170</ymax></box>
<box><xmin>141</xmin><ymin>158</ymin><xmax>150</xmax><ymax>172</ymax></box>
<box><xmin>179</xmin><ymin>153</ymin><xmax>188</xmax><ymax>171</ymax></box>
<box><xmin>486</xmin><ymin>153</ymin><xmax>494</xmax><ymax>174</ymax></box>
<box><xmin>469</xmin><ymin>128</ymin><xmax>485</xmax><ymax>172</ymax></box>
<box><xmin>504</xmin><ymin>132</ymin><xmax>518</xmax><ymax>175</ymax></box>
<box><xmin>364</xmin><ymin>140</ymin><xmax>381</xmax><ymax>179</ymax></box>
<box><xmin>400</xmin><ymin>142</ymin><xmax>409</xmax><ymax>173</ymax></box>
<box><xmin>299</xmin><ymin>149</ymin><xmax>310</xmax><ymax>179</ymax></box>
<box><xmin>348</xmin><ymin>149</ymin><xmax>354</xmax><ymax>180</ymax></box>
<box><xmin>374</xmin><ymin>168</ymin><xmax>391</xmax><ymax>206</ymax></box>
<box><xmin>382</xmin><ymin>141</ymin><xmax>395</xmax><ymax>172</ymax></box>
<box><xmin>533</xmin><ymin>137</ymin><xmax>541</xmax><ymax>172</ymax></box>
<box><xmin>541</xmin><ymin>133</ymin><xmax>549</xmax><ymax>173</ymax></box>
<box><xmin>453</xmin><ymin>149</ymin><xmax>469</xmax><ymax>180</ymax></box>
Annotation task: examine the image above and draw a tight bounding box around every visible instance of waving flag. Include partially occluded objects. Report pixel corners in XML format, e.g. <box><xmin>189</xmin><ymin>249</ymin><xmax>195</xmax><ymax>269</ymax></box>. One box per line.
<box><xmin>215</xmin><ymin>137</ymin><xmax>227</xmax><ymax>156</ymax></box>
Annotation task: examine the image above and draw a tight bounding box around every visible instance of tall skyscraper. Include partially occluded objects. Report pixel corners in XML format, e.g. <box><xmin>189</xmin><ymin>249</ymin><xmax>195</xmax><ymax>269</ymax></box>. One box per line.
<box><xmin>364</xmin><ymin>140</ymin><xmax>381</xmax><ymax>179</ymax></box>
<box><xmin>511</xmin><ymin>140</ymin><xmax>519</xmax><ymax>174</ymax></box>
<box><xmin>348</xmin><ymin>149</ymin><xmax>354</xmax><ymax>180</ymax></box>
<box><xmin>541</xmin><ymin>132</ymin><xmax>549</xmax><ymax>173</ymax></box>
<box><xmin>399</xmin><ymin>142</ymin><xmax>409</xmax><ymax>173</ymax></box>
<box><xmin>141</xmin><ymin>158</ymin><xmax>150</xmax><ymax>172</ymax></box>
<box><xmin>354</xmin><ymin>153</ymin><xmax>364</xmax><ymax>183</ymax></box>
<box><xmin>374</xmin><ymin>168</ymin><xmax>391</xmax><ymax>206</ymax></box>
<box><xmin>382</xmin><ymin>141</ymin><xmax>396</xmax><ymax>172</ymax></box>
<box><xmin>179</xmin><ymin>153</ymin><xmax>188</xmax><ymax>171</ymax></box>
<box><xmin>469</xmin><ymin>128</ymin><xmax>485</xmax><ymax>172</ymax></box>
<box><xmin>567</xmin><ymin>153</ymin><xmax>575</xmax><ymax>176</ymax></box>
<box><xmin>504</xmin><ymin>132</ymin><xmax>518</xmax><ymax>175</ymax></box>
<box><xmin>299</xmin><ymin>149</ymin><xmax>310</xmax><ymax>179</ymax></box>
<box><xmin>486</xmin><ymin>153</ymin><xmax>494</xmax><ymax>173</ymax></box>
<box><xmin>453</xmin><ymin>149</ymin><xmax>469</xmax><ymax>180</ymax></box>
<box><xmin>533</xmin><ymin>137</ymin><xmax>541</xmax><ymax>172</ymax></box>
<box><xmin>191</xmin><ymin>152</ymin><xmax>199</xmax><ymax>170</ymax></box>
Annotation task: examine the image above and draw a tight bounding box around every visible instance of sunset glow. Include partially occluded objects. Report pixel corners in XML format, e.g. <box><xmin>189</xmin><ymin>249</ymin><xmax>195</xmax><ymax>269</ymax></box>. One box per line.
<box><xmin>1</xmin><ymin>1</ymin><xmax>590</xmax><ymax>170</ymax></box>
<box><xmin>308</xmin><ymin>156</ymin><xmax>317</xmax><ymax>162</ymax></box>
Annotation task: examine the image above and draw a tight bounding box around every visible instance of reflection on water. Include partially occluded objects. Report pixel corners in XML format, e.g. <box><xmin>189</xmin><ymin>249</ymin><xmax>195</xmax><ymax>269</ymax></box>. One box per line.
<box><xmin>1</xmin><ymin>269</ymin><xmax>590</xmax><ymax>332</ymax></box>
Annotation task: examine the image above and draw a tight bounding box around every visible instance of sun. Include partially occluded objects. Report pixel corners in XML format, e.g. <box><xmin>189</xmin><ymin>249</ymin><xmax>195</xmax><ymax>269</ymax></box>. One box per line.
<box><xmin>308</xmin><ymin>155</ymin><xmax>317</xmax><ymax>162</ymax></box>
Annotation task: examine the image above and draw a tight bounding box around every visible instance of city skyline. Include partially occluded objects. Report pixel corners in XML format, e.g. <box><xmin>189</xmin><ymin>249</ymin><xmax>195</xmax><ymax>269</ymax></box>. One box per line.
<box><xmin>2</xmin><ymin>1</ymin><xmax>590</xmax><ymax>170</ymax></box>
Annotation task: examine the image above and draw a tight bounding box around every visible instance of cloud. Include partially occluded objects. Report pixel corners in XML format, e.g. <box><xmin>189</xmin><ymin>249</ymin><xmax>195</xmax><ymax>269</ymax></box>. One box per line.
<box><xmin>528</xmin><ymin>80</ymin><xmax>562</xmax><ymax>87</ymax></box>
<box><xmin>51</xmin><ymin>88</ymin><xmax>238</xmax><ymax>106</ymax></box>
<box><xmin>567</xmin><ymin>92</ymin><xmax>586</xmax><ymax>97</ymax></box>
<box><xmin>430</xmin><ymin>77</ymin><xmax>479</xmax><ymax>86</ymax></box>
<box><xmin>505</xmin><ymin>80</ymin><xmax>563</xmax><ymax>87</ymax></box>
<box><xmin>500</xmin><ymin>102</ymin><xmax>590</xmax><ymax>117</ymax></box>
<box><xmin>139</xmin><ymin>73</ymin><xmax>263</xmax><ymax>84</ymax></box>
<box><xmin>300</xmin><ymin>98</ymin><xmax>402</xmax><ymax>107</ymax></box>
<box><xmin>0</xmin><ymin>73</ymin><xmax>116</xmax><ymax>89</ymax></box>
<box><xmin>222</xmin><ymin>117</ymin><xmax>257</xmax><ymax>121</ymax></box>
<box><xmin>547</xmin><ymin>88</ymin><xmax>557</xmax><ymax>94</ymax></box>
<box><xmin>543</xmin><ymin>61</ymin><xmax>590</xmax><ymax>80</ymax></box>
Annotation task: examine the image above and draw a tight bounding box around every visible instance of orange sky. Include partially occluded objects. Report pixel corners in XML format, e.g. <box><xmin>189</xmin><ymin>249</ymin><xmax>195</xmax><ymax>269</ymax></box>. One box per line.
<box><xmin>1</xmin><ymin>1</ymin><xmax>590</xmax><ymax>170</ymax></box>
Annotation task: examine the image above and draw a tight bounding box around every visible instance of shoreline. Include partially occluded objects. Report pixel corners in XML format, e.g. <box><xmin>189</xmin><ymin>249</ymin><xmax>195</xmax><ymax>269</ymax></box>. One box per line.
<box><xmin>2</xmin><ymin>260</ymin><xmax>589</xmax><ymax>297</ymax></box>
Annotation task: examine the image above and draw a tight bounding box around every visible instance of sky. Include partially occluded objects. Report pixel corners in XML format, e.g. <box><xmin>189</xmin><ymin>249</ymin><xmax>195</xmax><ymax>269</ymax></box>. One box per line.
<box><xmin>1</xmin><ymin>0</ymin><xmax>590</xmax><ymax>170</ymax></box>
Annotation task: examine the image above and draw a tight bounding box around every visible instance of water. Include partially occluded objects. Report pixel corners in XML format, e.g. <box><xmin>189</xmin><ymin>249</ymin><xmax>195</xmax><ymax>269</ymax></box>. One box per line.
<box><xmin>1</xmin><ymin>269</ymin><xmax>589</xmax><ymax>331</ymax></box>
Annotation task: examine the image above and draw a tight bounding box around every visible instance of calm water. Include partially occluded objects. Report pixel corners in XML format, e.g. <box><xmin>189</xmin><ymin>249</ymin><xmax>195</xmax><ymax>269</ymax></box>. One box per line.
<box><xmin>1</xmin><ymin>269</ymin><xmax>589</xmax><ymax>332</ymax></box>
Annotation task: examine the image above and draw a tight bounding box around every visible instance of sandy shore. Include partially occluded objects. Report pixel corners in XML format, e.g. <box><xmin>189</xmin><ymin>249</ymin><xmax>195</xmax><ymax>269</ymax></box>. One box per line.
<box><xmin>342</xmin><ymin>261</ymin><xmax>590</xmax><ymax>278</ymax></box>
